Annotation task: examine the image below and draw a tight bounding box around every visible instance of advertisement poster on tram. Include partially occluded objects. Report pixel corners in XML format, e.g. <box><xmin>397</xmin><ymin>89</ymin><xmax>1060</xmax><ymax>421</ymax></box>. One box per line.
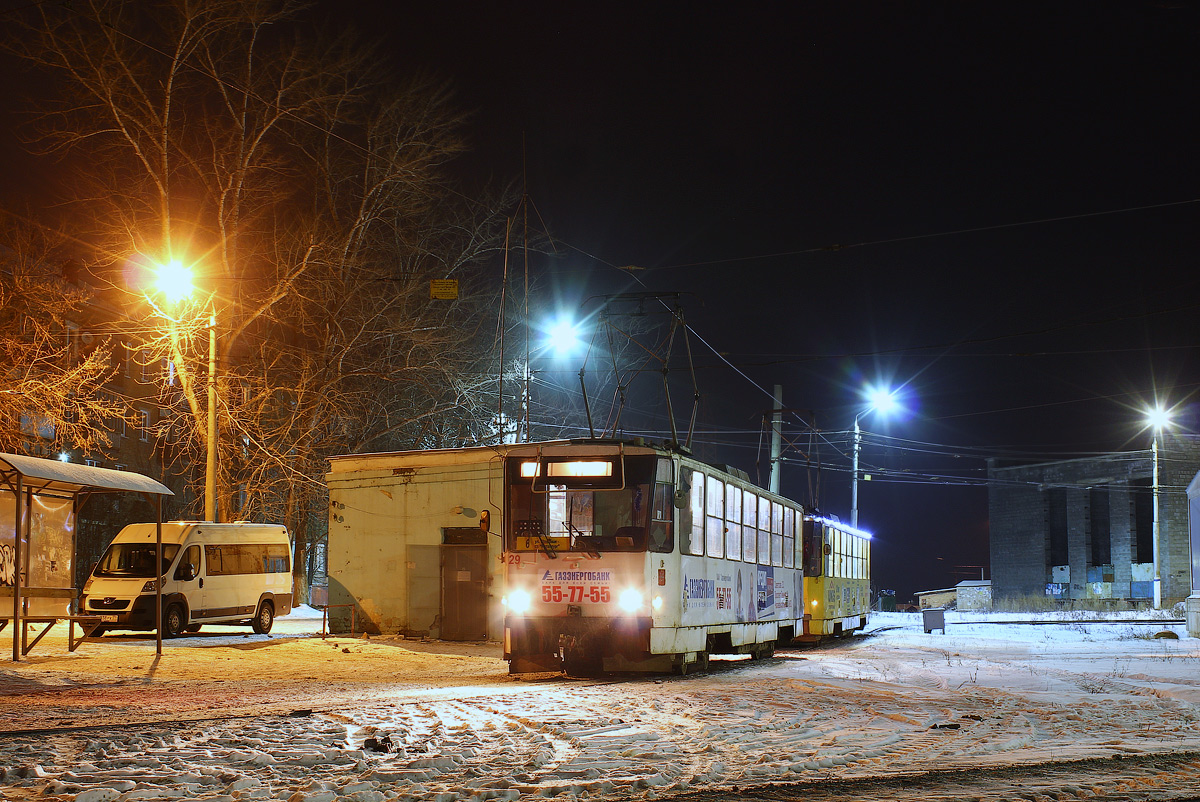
<box><xmin>683</xmin><ymin>572</ymin><xmax>716</xmax><ymax>612</ymax></box>
<box><xmin>773</xmin><ymin>576</ymin><xmax>791</xmax><ymax>616</ymax></box>
<box><xmin>537</xmin><ymin>567</ymin><xmax>614</xmax><ymax>605</ymax></box>
<box><xmin>756</xmin><ymin>565</ymin><xmax>774</xmax><ymax>619</ymax></box>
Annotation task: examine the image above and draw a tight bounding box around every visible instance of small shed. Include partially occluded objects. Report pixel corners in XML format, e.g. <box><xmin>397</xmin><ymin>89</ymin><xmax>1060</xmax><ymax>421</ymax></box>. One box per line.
<box><xmin>326</xmin><ymin>445</ymin><xmax>525</xmax><ymax>640</ymax></box>
<box><xmin>955</xmin><ymin>580</ymin><xmax>993</xmax><ymax>611</ymax></box>
<box><xmin>1</xmin><ymin>452</ymin><xmax>173</xmax><ymax>660</ymax></box>
<box><xmin>915</xmin><ymin>580</ymin><xmax>993</xmax><ymax>611</ymax></box>
<box><xmin>916</xmin><ymin>587</ymin><xmax>958</xmax><ymax>610</ymax></box>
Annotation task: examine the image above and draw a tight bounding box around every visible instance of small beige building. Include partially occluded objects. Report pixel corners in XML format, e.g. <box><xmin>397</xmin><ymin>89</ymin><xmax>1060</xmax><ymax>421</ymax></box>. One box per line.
<box><xmin>955</xmin><ymin>580</ymin><xmax>993</xmax><ymax>611</ymax></box>
<box><xmin>915</xmin><ymin>587</ymin><xmax>957</xmax><ymax>610</ymax></box>
<box><xmin>915</xmin><ymin>580</ymin><xmax>992</xmax><ymax>611</ymax></box>
<box><xmin>325</xmin><ymin>445</ymin><xmax>522</xmax><ymax>640</ymax></box>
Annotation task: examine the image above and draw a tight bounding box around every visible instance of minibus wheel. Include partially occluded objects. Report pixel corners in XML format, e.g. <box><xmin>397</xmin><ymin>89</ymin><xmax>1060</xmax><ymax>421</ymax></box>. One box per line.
<box><xmin>252</xmin><ymin>600</ymin><xmax>274</xmax><ymax>634</ymax></box>
<box><xmin>163</xmin><ymin>603</ymin><xmax>186</xmax><ymax>638</ymax></box>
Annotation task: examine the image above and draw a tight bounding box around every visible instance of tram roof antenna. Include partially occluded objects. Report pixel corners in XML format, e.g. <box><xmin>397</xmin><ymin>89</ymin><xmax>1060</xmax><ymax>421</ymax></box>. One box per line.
<box><xmin>578</xmin><ymin>291</ymin><xmax>701</xmax><ymax>453</ymax></box>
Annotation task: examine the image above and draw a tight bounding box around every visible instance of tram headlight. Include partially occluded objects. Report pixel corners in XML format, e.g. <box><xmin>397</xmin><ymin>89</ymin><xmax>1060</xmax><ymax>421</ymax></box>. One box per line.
<box><xmin>507</xmin><ymin>588</ymin><xmax>533</xmax><ymax>615</ymax></box>
<box><xmin>618</xmin><ymin>588</ymin><xmax>644</xmax><ymax>613</ymax></box>
<box><xmin>652</xmin><ymin>595</ymin><xmax>663</xmax><ymax>611</ymax></box>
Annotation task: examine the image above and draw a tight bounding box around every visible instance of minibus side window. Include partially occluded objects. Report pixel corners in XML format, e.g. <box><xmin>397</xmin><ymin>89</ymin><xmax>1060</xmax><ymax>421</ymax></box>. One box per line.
<box><xmin>174</xmin><ymin>545</ymin><xmax>201</xmax><ymax>581</ymax></box>
<box><xmin>205</xmin><ymin>545</ymin><xmax>225</xmax><ymax>576</ymax></box>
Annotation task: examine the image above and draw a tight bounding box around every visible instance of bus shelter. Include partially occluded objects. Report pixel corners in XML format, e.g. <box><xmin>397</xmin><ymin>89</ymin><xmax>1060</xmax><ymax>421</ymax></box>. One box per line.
<box><xmin>1</xmin><ymin>452</ymin><xmax>173</xmax><ymax>661</ymax></box>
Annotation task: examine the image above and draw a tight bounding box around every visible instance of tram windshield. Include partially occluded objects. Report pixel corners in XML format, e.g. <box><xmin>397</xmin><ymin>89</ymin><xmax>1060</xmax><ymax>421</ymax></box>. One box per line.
<box><xmin>507</xmin><ymin>454</ymin><xmax>671</xmax><ymax>553</ymax></box>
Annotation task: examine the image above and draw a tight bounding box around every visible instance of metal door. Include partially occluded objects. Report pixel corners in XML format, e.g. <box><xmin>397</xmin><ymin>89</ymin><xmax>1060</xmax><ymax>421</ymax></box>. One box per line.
<box><xmin>441</xmin><ymin>535</ymin><xmax>487</xmax><ymax>641</ymax></box>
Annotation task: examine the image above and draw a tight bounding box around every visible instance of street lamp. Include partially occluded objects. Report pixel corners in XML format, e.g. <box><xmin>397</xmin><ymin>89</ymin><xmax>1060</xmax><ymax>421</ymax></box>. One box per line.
<box><xmin>154</xmin><ymin>260</ymin><xmax>218</xmax><ymax>523</ymax></box>
<box><xmin>518</xmin><ymin>314</ymin><xmax>589</xmax><ymax>442</ymax></box>
<box><xmin>851</xmin><ymin>386</ymin><xmax>899</xmax><ymax>529</ymax></box>
<box><xmin>1146</xmin><ymin>405</ymin><xmax>1173</xmax><ymax>608</ymax></box>
<box><xmin>546</xmin><ymin>317</ymin><xmax>581</xmax><ymax>358</ymax></box>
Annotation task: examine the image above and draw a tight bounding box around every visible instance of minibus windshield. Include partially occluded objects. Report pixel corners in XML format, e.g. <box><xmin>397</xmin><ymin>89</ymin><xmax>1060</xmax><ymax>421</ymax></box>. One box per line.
<box><xmin>94</xmin><ymin>543</ymin><xmax>180</xmax><ymax>578</ymax></box>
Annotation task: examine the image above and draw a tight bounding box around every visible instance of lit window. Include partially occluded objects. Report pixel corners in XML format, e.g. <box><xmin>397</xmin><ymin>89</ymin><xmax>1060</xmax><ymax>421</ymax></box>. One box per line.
<box><xmin>520</xmin><ymin>460</ymin><xmax>614</xmax><ymax>478</ymax></box>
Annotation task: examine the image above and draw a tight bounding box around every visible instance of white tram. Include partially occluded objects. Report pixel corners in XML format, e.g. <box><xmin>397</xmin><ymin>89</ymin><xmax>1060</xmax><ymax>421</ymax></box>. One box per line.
<box><xmin>501</xmin><ymin>439</ymin><xmax>871</xmax><ymax>674</ymax></box>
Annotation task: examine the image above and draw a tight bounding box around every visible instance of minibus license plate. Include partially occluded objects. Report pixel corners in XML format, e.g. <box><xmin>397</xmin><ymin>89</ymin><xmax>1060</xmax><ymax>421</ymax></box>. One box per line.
<box><xmin>100</xmin><ymin>615</ymin><xmax>117</xmax><ymax>623</ymax></box>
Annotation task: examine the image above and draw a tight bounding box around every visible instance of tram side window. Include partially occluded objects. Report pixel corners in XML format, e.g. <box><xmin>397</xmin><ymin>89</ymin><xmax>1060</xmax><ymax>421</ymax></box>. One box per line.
<box><xmin>650</xmin><ymin>481</ymin><xmax>674</xmax><ymax>553</ymax></box>
<box><xmin>760</xmin><ymin>500</ymin><xmax>773</xmax><ymax>566</ymax></box>
<box><xmin>802</xmin><ymin>519</ymin><xmax>823</xmax><ymax>577</ymax></box>
<box><xmin>827</xmin><ymin>527</ymin><xmax>839</xmax><ymax>577</ymax></box>
<box><xmin>706</xmin><ymin>475</ymin><xmax>725</xmax><ymax>558</ymax></box>
<box><xmin>742</xmin><ymin>492</ymin><xmax>756</xmax><ymax>563</ymax></box>
<box><xmin>681</xmin><ymin>469</ymin><xmax>704</xmax><ymax>555</ymax></box>
<box><xmin>725</xmin><ymin>484</ymin><xmax>742</xmax><ymax>561</ymax></box>
<box><xmin>769</xmin><ymin>501</ymin><xmax>782</xmax><ymax>567</ymax></box>
<box><xmin>782</xmin><ymin>507</ymin><xmax>795</xmax><ymax>568</ymax></box>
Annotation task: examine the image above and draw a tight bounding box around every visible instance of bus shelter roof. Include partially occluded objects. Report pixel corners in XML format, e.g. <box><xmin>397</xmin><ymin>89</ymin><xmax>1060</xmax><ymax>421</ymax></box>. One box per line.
<box><xmin>3</xmin><ymin>452</ymin><xmax>173</xmax><ymax>662</ymax></box>
<box><xmin>0</xmin><ymin>452</ymin><xmax>172</xmax><ymax>498</ymax></box>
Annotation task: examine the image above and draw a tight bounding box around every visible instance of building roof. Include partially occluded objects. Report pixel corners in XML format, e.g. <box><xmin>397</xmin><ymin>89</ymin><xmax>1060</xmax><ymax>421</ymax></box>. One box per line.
<box><xmin>0</xmin><ymin>452</ymin><xmax>172</xmax><ymax>498</ymax></box>
<box><xmin>915</xmin><ymin>587</ymin><xmax>958</xmax><ymax>597</ymax></box>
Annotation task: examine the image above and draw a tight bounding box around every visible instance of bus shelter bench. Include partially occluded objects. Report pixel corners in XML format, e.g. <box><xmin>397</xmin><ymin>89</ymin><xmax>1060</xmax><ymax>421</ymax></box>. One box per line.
<box><xmin>0</xmin><ymin>586</ymin><xmax>104</xmax><ymax>655</ymax></box>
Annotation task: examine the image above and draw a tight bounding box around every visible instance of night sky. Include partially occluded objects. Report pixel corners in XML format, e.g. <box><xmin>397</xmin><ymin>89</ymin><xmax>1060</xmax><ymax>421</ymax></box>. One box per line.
<box><xmin>5</xmin><ymin>2</ymin><xmax>1199</xmax><ymax>602</ymax></box>
<box><xmin>354</xmin><ymin>2</ymin><xmax>1199</xmax><ymax>601</ymax></box>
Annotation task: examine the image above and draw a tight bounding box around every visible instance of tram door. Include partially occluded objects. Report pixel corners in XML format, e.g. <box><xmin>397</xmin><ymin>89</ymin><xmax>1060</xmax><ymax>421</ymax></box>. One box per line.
<box><xmin>441</xmin><ymin>528</ymin><xmax>488</xmax><ymax>641</ymax></box>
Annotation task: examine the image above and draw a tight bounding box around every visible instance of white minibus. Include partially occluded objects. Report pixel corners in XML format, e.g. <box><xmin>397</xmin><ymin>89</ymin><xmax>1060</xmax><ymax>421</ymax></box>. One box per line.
<box><xmin>81</xmin><ymin>522</ymin><xmax>293</xmax><ymax>637</ymax></box>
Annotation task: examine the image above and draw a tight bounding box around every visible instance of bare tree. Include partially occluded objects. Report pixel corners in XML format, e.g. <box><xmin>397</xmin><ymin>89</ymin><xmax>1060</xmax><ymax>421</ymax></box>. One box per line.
<box><xmin>9</xmin><ymin>0</ymin><xmax>515</xmax><ymax>597</ymax></box>
<box><xmin>0</xmin><ymin>222</ymin><xmax>122</xmax><ymax>456</ymax></box>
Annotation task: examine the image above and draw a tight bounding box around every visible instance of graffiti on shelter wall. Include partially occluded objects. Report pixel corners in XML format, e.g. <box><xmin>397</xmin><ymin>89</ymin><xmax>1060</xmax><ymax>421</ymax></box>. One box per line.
<box><xmin>0</xmin><ymin>542</ymin><xmax>13</xmax><ymax>586</ymax></box>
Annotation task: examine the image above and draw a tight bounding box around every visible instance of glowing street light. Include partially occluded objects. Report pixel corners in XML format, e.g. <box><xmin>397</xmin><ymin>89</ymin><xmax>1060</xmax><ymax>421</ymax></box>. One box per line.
<box><xmin>1146</xmin><ymin>404</ymin><xmax>1173</xmax><ymax>608</ymax></box>
<box><xmin>155</xmin><ymin>259</ymin><xmax>194</xmax><ymax>304</ymax></box>
<box><xmin>851</xmin><ymin>385</ymin><xmax>901</xmax><ymax>529</ymax></box>
<box><xmin>152</xmin><ymin>259</ymin><xmax>218</xmax><ymax>523</ymax></box>
<box><xmin>867</xmin><ymin>386</ymin><xmax>898</xmax><ymax>417</ymax></box>
<box><xmin>546</xmin><ymin>318</ymin><xmax>581</xmax><ymax>358</ymax></box>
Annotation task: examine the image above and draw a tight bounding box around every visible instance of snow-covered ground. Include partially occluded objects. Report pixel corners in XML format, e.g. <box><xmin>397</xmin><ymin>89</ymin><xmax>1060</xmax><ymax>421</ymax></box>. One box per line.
<box><xmin>3</xmin><ymin>609</ymin><xmax>1200</xmax><ymax>801</ymax></box>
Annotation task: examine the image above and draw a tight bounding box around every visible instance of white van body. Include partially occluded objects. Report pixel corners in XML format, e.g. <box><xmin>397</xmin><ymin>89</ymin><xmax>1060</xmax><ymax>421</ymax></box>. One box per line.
<box><xmin>81</xmin><ymin>522</ymin><xmax>293</xmax><ymax>637</ymax></box>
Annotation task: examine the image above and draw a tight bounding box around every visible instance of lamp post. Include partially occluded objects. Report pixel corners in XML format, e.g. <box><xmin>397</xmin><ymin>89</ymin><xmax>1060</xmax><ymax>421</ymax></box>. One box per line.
<box><xmin>155</xmin><ymin>260</ymin><xmax>218</xmax><ymax>523</ymax></box>
<box><xmin>851</xmin><ymin>386</ymin><xmax>899</xmax><ymax>529</ymax></box>
<box><xmin>205</xmin><ymin>310</ymin><xmax>217</xmax><ymax>523</ymax></box>
<box><xmin>1146</xmin><ymin>405</ymin><xmax>1172</xmax><ymax>609</ymax></box>
<box><xmin>521</xmin><ymin>316</ymin><xmax>585</xmax><ymax>442</ymax></box>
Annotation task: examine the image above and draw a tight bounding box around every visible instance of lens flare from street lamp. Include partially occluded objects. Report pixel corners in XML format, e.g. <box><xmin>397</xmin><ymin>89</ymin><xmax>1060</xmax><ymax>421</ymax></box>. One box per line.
<box><xmin>547</xmin><ymin>318</ymin><xmax>580</xmax><ymax>357</ymax></box>
<box><xmin>866</xmin><ymin>385</ymin><xmax>898</xmax><ymax>415</ymax></box>
<box><xmin>156</xmin><ymin>260</ymin><xmax>194</xmax><ymax>304</ymax></box>
<box><xmin>1145</xmin><ymin>406</ymin><xmax>1172</xmax><ymax>431</ymax></box>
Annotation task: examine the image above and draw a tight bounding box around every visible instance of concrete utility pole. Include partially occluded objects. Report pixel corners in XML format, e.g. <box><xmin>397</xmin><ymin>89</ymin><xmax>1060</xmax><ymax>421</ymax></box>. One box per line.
<box><xmin>1152</xmin><ymin>432</ymin><xmax>1161</xmax><ymax>608</ymax></box>
<box><xmin>769</xmin><ymin>385</ymin><xmax>783</xmax><ymax>495</ymax></box>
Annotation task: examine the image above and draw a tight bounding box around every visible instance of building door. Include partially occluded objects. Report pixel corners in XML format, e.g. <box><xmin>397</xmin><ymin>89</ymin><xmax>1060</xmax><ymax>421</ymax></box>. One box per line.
<box><xmin>441</xmin><ymin>528</ymin><xmax>488</xmax><ymax>641</ymax></box>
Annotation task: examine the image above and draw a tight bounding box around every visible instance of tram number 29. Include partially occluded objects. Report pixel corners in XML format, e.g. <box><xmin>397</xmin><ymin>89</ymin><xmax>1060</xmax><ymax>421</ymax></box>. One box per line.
<box><xmin>542</xmin><ymin>585</ymin><xmax>611</xmax><ymax>604</ymax></box>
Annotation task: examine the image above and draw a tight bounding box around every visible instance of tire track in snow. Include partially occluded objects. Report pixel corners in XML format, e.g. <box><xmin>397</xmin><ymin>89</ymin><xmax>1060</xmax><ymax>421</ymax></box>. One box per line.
<box><xmin>670</xmin><ymin>751</ymin><xmax>1200</xmax><ymax>801</ymax></box>
<box><xmin>6</xmin><ymin>644</ymin><xmax>1200</xmax><ymax>801</ymax></box>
